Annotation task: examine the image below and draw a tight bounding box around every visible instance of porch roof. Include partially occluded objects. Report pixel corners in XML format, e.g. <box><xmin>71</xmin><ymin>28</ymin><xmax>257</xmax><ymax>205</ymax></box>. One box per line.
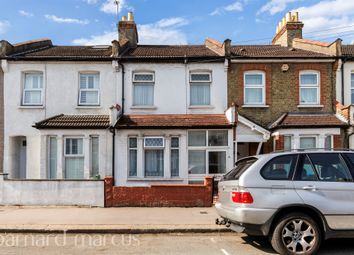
<box><xmin>33</xmin><ymin>114</ymin><xmax>110</xmax><ymax>129</ymax></box>
<box><xmin>269</xmin><ymin>113</ymin><xmax>348</xmax><ymax>130</ymax></box>
<box><xmin>115</xmin><ymin>114</ymin><xmax>233</xmax><ymax>129</ymax></box>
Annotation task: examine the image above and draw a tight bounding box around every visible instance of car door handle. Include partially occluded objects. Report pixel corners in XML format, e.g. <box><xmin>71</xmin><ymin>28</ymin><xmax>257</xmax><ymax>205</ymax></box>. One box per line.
<box><xmin>302</xmin><ymin>185</ymin><xmax>317</xmax><ymax>191</ymax></box>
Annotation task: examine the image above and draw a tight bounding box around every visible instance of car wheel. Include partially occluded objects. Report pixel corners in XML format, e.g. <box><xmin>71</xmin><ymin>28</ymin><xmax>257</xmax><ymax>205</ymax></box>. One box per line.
<box><xmin>270</xmin><ymin>213</ymin><xmax>321</xmax><ymax>255</ymax></box>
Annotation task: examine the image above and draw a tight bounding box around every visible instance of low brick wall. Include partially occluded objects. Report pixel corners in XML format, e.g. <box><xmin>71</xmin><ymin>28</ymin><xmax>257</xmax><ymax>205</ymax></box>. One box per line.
<box><xmin>104</xmin><ymin>177</ymin><xmax>214</xmax><ymax>207</ymax></box>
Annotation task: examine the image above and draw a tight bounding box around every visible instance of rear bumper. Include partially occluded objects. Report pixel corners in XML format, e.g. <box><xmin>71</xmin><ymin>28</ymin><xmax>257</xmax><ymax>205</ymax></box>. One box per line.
<box><xmin>215</xmin><ymin>202</ymin><xmax>276</xmax><ymax>236</ymax></box>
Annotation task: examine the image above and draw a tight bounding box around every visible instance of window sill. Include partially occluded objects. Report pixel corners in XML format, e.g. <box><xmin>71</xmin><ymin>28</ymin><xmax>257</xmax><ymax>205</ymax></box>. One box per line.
<box><xmin>18</xmin><ymin>105</ymin><xmax>45</xmax><ymax>109</ymax></box>
<box><xmin>76</xmin><ymin>105</ymin><xmax>102</xmax><ymax>109</ymax></box>
<box><xmin>297</xmin><ymin>104</ymin><xmax>324</xmax><ymax>108</ymax></box>
<box><xmin>188</xmin><ymin>105</ymin><xmax>215</xmax><ymax>109</ymax></box>
<box><xmin>130</xmin><ymin>106</ymin><xmax>157</xmax><ymax>110</ymax></box>
<box><xmin>242</xmin><ymin>105</ymin><xmax>269</xmax><ymax>108</ymax></box>
<box><xmin>127</xmin><ymin>177</ymin><xmax>183</xmax><ymax>181</ymax></box>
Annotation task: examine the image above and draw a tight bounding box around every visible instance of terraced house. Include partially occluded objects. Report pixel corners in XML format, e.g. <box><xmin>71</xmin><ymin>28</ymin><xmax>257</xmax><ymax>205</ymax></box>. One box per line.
<box><xmin>224</xmin><ymin>12</ymin><xmax>347</xmax><ymax>156</ymax></box>
<box><xmin>0</xmin><ymin>11</ymin><xmax>351</xmax><ymax>207</ymax></box>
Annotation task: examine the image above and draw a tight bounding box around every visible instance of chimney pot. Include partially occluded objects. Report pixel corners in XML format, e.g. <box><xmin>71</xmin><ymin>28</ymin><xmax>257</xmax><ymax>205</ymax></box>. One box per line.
<box><xmin>286</xmin><ymin>12</ymin><xmax>291</xmax><ymax>22</ymax></box>
<box><xmin>122</xmin><ymin>16</ymin><xmax>127</xmax><ymax>21</ymax></box>
<box><xmin>295</xmin><ymin>12</ymin><xmax>299</xmax><ymax>22</ymax></box>
<box><xmin>128</xmin><ymin>12</ymin><xmax>134</xmax><ymax>21</ymax></box>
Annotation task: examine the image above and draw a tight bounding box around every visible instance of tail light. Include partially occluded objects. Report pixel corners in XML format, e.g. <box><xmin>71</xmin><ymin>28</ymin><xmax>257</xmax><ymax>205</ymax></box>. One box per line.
<box><xmin>232</xmin><ymin>191</ymin><xmax>254</xmax><ymax>204</ymax></box>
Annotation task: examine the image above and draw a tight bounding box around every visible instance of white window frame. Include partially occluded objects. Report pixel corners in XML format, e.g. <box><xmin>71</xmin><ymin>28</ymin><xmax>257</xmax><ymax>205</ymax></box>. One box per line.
<box><xmin>132</xmin><ymin>72</ymin><xmax>155</xmax><ymax>107</ymax></box>
<box><xmin>299</xmin><ymin>135</ymin><xmax>318</xmax><ymax>149</ymax></box>
<box><xmin>64</xmin><ymin>137</ymin><xmax>84</xmax><ymax>157</ymax></box>
<box><xmin>299</xmin><ymin>70</ymin><xmax>320</xmax><ymax>105</ymax></box>
<box><xmin>170</xmin><ymin>136</ymin><xmax>180</xmax><ymax>177</ymax></box>
<box><xmin>351</xmin><ymin>72</ymin><xmax>354</xmax><ymax>104</ymax></box>
<box><xmin>128</xmin><ymin>137</ymin><xmax>138</xmax><ymax>177</ymax></box>
<box><xmin>325</xmin><ymin>135</ymin><xmax>333</xmax><ymax>149</ymax></box>
<box><xmin>143</xmin><ymin>137</ymin><xmax>165</xmax><ymax>148</ymax></box>
<box><xmin>284</xmin><ymin>135</ymin><xmax>293</xmax><ymax>151</ymax></box>
<box><xmin>90</xmin><ymin>135</ymin><xmax>99</xmax><ymax>177</ymax></box>
<box><xmin>47</xmin><ymin>136</ymin><xmax>57</xmax><ymax>179</ymax></box>
<box><xmin>189</xmin><ymin>71</ymin><xmax>212</xmax><ymax>106</ymax></box>
<box><xmin>244</xmin><ymin>71</ymin><xmax>265</xmax><ymax>105</ymax></box>
<box><xmin>22</xmin><ymin>72</ymin><xmax>44</xmax><ymax>106</ymax></box>
<box><xmin>78</xmin><ymin>72</ymin><xmax>100</xmax><ymax>106</ymax></box>
<box><xmin>187</xmin><ymin>130</ymin><xmax>228</xmax><ymax>177</ymax></box>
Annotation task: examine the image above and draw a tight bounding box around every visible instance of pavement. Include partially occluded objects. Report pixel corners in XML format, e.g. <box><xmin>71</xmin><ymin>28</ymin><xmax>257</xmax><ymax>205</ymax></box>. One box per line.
<box><xmin>0</xmin><ymin>206</ymin><xmax>229</xmax><ymax>234</ymax></box>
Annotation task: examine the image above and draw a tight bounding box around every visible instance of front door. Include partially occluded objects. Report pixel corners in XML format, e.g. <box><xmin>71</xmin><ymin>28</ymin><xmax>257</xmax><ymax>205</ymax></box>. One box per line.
<box><xmin>293</xmin><ymin>153</ymin><xmax>354</xmax><ymax>230</ymax></box>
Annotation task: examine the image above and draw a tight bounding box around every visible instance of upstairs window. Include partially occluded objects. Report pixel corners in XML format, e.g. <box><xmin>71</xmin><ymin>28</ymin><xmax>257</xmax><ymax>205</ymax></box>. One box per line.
<box><xmin>190</xmin><ymin>72</ymin><xmax>211</xmax><ymax>106</ymax></box>
<box><xmin>23</xmin><ymin>72</ymin><xmax>43</xmax><ymax>105</ymax></box>
<box><xmin>299</xmin><ymin>71</ymin><xmax>320</xmax><ymax>105</ymax></box>
<box><xmin>79</xmin><ymin>73</ymin><xmax>100</xmax><ymax>105</ymax></box>
<box><xmin>244</xmin><ymin>72</ymin><xmax>265</xmax><ymax>105</ymax></box>
<box><xmin>351</xmin><ymin>73</ymin><xmax>354</xmax><ymax>104</ymax></box>
<box><xmin>133</xmin><ymin>73</ymin><xmax>154</xmax><ymax>106</ymax></box>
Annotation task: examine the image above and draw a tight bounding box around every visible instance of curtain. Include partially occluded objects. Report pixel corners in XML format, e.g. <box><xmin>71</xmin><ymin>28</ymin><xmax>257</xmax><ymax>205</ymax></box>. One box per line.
<box><xmin>145</xmin><ymin>150</ymin><xmax>164</xmax><ymax>177</ymax></box>
<box><xmin>171</xmin><ymin>150</ymin><xmax>179</xmax><ymax>177</ymax></box>
<box><xmin>49</xmin><ymin>137</ymin><xmax>57</xmax><ymax>179</ymax></box>
<box><xmin>129</xmin><ymin>150</ymin><xmax>137</xmax><ymax>176</ymax></box>
<box><xmin>190</xmin><ymin>83</ymin><xmax>210</xmax><ymax>105</ymax></box>
<box><xmin>24</xmin><ymin>91</ymin><xmax>41</xmax><ymax>104</ymax></box>
<box><xmin>284</xmin><ymin>136</ymin><xmax>292</xmax><ymax>151</ymax></box>
<box><xmin>300</xmin><ymin>88</ymin><xmax>317</xmax><ymax>104</ymax></box>
<box><xmin>80</xmin><ymin>91</ymin><xmax>99</xmax><ymax>104</ymax></box>
<box><xmin>133</xmin><ymin>83</ymin><xmax>154</xmax><ymax>106</ymax></box>
<box><xmin>300</xmin><ymin>74</ymin><xmax>317</xmax><ymax>84</ymax></box>
<box><xmin>188</xmin><ymin>150</ymin><xmax>206</xmax><ymax>174</ymax></box>
<box><xmin>91</xmin><ymin>137</ymin><xmax>99</xmax><ymax>177</ymax></box>
<box><xmin>245</xmin><ymin>88</ymin><xmax>262</xmax><ymax>104</ymax></box>
<box><xmin>245</xmin><ymin>74</ymin><xmax>262</xmax><ymax>85</ymax></box>
<box><xmin>300</xmin><ymin>137</ymin><xmax>316</xmax><ymax>149</ymax></box>
<box><xmin>65</xmin><ymin>157</ymin><xmax>84</xmax><ymax>179</ymax></box>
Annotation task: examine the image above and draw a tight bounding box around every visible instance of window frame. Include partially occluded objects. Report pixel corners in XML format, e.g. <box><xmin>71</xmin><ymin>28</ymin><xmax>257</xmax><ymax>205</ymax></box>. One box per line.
<box><xmin>299</xmin><ymin>135</ymin><xmax>318</xmax><ymax>149</ymax></box>
<box><xmin>90</xmin><ymin>135</ymin><xmax>99</xmax><ymax>177</ymax></box>
<box><xmin>22</xmin><ymin>71</ymin><xmax>44</xmax><ymax>106</ymax></box>
<box><xmin>170</xmin><ymin>137</ymin><xmax>180</xmax><ymax>177</ymax></box>
<box><xmin>47</xmin><ymin>136</ymin><xmax>57</xmax><ymax>179</ymax></box>
<box><xmin>299</xmin><ymin>70</ymin><xmax>320</xmax><ymax>105</ymax></box>
<box><xmin>78</xmin><ymin>72</ymin><xmax>100</xmax><ymax>106</ymax></box>
<box><xmin>243</xmin><ymin>71</ymin><xmax>266</xmax><ymax>105</ymax></box>
<box><xmin>187</xmin><ymin>130</ymin><xmax>229</xmax><ymax>176</ymax></box>
<box><xmin>132</xmin><ymin>71</ymin><xmax>155</xmax><ymax>107</ymax></box>
<box><xmin>143</xmin><ymin>137</ymin><xmax>165</xmax><ymax>149</ymax></box>
<box><xmin>189</xmin><ymin>71</ymin><xmax>212</xmax><ymax>106</ymax></box>
<box><xmin>63</xmin><ymin>137</ymin><xmax>84</xmax><ymax>179</ymax></box>
<box><xmin>128</xmin><ymin>137</ymin><xmax>138</xmax><ymax>177</ymax></box>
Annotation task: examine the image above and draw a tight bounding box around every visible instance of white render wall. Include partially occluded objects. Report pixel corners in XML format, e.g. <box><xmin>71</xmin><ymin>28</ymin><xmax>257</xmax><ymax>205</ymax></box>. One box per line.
<box><xmin>0</xmin><ymin>174</ymin><xmax>104</xmax><ymax>207</ymax></box>
<box><xmin>3</xmin><ymin>61</ymin><xmax>118</xmax><ymax>178</ymax></box>
<box><xmin>123</xmin><ymin>62</ymin><xmax>228</xmax><ymax>115</ymax></box>
<box><xmin>341</xmin><ymin>61</ymin><xmax>354</xmax><ymax>105</ymax></box>
<box><xmin>115</xmin><ymin>129</ymin><xmax>234</xmax><ymax>186</ymax></box>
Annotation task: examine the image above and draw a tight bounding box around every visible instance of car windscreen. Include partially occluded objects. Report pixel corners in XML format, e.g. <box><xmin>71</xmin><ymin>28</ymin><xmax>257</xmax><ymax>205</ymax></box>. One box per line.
<box><xmin>222</xmin><ymin>157</ymin><xmax>258</xmax><ymax>181</ymax></box>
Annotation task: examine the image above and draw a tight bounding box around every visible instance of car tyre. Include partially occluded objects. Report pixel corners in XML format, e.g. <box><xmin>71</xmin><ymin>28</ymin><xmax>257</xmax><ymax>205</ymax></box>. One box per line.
<box><xmin>270</xmin><ymin>213</ymin><xmax>321</xmax><ymax>255</ymax></box>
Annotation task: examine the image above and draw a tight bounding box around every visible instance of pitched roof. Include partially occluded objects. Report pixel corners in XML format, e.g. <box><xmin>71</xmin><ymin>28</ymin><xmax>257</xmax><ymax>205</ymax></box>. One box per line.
<box><xmin>34</xmin><ymin>114</ymin><xmax>110</xmax><ymax>129</ymax></box>
<box><xmin>269</xmin><ymin>113</ymin><xmax>347</xmax><ymax>130</ymax></box>
<box><xmin>7</xmin><ymin>45</ymin><xmax>113</xmax><ymax>60</ymax></box>
<box><xmin>115</xmin><ymin>114</ymin><xmax>233</xmax><ymax>129</ymax></box>
<box><xmin>121</xmin><ymin>45</ymin><xmax>221</xmax><ymax>59</ymax></box>
<box><xmin>342</xmin><ymin>45</ymin><xmax>354</xmax><ymax>57</ymax></box>
<box><xmin>231</xmin><ymin>45</ymin><xmax>330</xmax><ymax>58</ymax></box>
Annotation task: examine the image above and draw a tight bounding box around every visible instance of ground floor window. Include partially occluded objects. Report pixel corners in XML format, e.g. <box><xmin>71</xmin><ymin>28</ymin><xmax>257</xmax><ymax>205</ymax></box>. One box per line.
<box><xmin>128</xmin><ymin>137</ymin><xmax>138</xmax><ymax>177</ymax></box>
<box><xmin>171</xmin><ymin>137</ymin><xmax>179</xmax><ymax>177</ymax></box>
<box><xmin>64</xmin><ymin>138</ymin><xmax>84</xmax><ymax>179</ymax></box>
<box><xmin>299</xmin><ymin>137</ymin><xmax>317</xmax><ymax>149</ymax></box>
<box><xmin>284</xmin><ymin>135</ymin><xmax>293</xmax><ymax>151</ymax></box>
<box><xmin>325</xmin><ymin>135</ymin><xmax>333</xmax><ymax>149</ymax></box>
<box><xmin>90</xmin><ymin>136</ymin><xmax>99</xmax><ymax>177</ymax></box>
<box><xmin>188</xmin><ymin>130</ymin><xmax>228</xmax><ymax>175</ymax></box>
<box><xmin>145</xmin><ymin>150</ymin><xmax>164</xmax><ymax>177</ymax></box>
<box><xmin>48</xmin><ymin>136</ymin><xmax>57</xmax><ymax>179</ymax></box>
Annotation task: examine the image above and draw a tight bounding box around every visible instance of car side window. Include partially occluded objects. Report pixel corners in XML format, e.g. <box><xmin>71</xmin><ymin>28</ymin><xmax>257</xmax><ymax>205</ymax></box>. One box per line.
<box><xmin>307</xmin><ymin>153</ymin><xmax>353</xmax><ymax>182</ymax></box>
<box><xmin>298</xmin><ymin>155</ymin><xmax>318</xmax><ymax>181</ymax></box>
<box><xmin>261</xmin><ymin>155</ymin><xmax>297</xmax><ymax>180</ymax></box>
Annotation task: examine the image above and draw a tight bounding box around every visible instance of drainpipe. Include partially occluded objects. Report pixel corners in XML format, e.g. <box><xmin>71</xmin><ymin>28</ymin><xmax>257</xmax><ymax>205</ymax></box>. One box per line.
<box><xmin>341</xmin><ymin>58</ymin><xmax>347</xmax><ymax>105</ymax></box>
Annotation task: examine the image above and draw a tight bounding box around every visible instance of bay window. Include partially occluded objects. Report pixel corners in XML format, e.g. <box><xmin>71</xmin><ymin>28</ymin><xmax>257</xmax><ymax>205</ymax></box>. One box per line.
<box><xmin>48</xmin><ymin>136</ymin><xmax>57</xmax><ymax>179</ymax></box>
<box><xmin>170</xmin><ymin>137</ymin><xmax>179</xmax><ymax>177</ymax></box>
<box><xmin>133</xmin><ymin>73</ymin><xmax>154</xmax><ymax>106</ymax></box>
<box><xmin>23</xmin><ymin>72</ymin><xmax>43</xmax><ymax>105</ymax></box>
<box><xmin>144</xmin><ymin>137</ymin><xmax>164</xmax><ymax>177</ymax></box>
<box><xmin>299</xmin><ymin>136</ymin><xmax>317</xmax><ymax>149</ymax></box>
<box><xmin>128</xmin><ymin>137</ymin><xmax>138</xmax><ymax>177</ymax></box>
<box><xmin>79</xmin><ymin>73</ymin><xmax>100</xmax><ymax>105</ymax></box>
<box><xmin>299</xmin><ymin>71</ymin><xmax>320</xmax><ymax>105</ymax></box>
<box><xmin>244</xmin><ymin>72</ymin><xmax>265</xmax><ymax>105</ymax></box>
<box><xmin>90</xmin><ymin>136</ymin><xmax>99</xmax><ymax>177</ymax></box>
<box><xmin>188</xmin><ymin>130</ymin><xmax>228</xmax><ymax>175</ymax></box>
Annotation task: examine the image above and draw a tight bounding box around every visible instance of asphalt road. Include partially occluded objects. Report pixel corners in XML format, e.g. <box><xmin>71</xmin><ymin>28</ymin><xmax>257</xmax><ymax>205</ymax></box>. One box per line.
<box><xmin>0</xmin><ymin>233</ymin><xmax>353</xmax><ymax>255</ymax></box>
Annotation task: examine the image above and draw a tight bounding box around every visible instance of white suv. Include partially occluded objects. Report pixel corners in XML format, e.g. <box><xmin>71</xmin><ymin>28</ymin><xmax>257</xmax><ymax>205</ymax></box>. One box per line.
<box><xmin>215</xmin><ymin>151</ymin><xmax>354</xmax><ymax>255</ymax></box>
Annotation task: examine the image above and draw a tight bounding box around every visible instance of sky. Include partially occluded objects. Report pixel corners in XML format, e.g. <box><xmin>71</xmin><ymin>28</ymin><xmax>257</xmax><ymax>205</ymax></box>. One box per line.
<box><xmin>1</xmin><ymin>0</ymin><xmax>354</xmax><ymax>46</ymax></box>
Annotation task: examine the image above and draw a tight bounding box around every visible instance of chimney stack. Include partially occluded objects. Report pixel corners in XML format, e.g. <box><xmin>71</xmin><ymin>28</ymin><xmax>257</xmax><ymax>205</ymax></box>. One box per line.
<box><xmin>118</xmin><ymin>11</ymin><xmax>138</xmax><ymax>48</ymax></box>
<box><xmin>272</xmin><ymin>11</ymin><xmax>303</xmax><ymax>47</ymax></box>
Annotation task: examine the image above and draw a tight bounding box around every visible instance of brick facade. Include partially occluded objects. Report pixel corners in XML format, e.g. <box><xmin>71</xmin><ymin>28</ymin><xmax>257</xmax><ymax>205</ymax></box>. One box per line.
<box><xmin>104</xmin><ymin>176</ymin><xmax>214</xmax><ymax>207</ymax></box>
<box><xmin>228</xmin><ymin>62</ymin><xmax>335</xmax><ymax>127</ymax></box>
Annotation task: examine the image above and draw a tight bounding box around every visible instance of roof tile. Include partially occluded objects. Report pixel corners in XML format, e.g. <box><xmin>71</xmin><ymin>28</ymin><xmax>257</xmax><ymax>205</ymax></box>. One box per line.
<box><xmin>34</xmin><ymin>114</ymin><xmax>110</xmax><ymax>129</ymax></box>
